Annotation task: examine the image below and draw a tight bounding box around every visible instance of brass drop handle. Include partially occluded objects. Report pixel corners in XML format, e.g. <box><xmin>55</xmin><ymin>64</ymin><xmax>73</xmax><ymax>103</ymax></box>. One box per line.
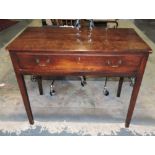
<box><xmin>118</xmin><ymin>60</ymin><xmax>122</xmax><ymax>64</ymax></box>
<box><xmin>111</xmin><ymin>65</ymin><xmax>119</xmax><ymax>68</ymax></box>
<box><xmin>77</xmin><ymin>57</ymin><xmax>81</xmax><ymax>64</ymax></box>
<box><xmin>35</xmin><ymin>58</ymin><xmax>50</xmax><ymax>66</ymax></box>
<box><xmin>35</xmin><ymin>58</ymin><xmax>40</xmax><ymax>64</ymax></box>
<box><xmin>112</xmin><ymin>60</ymin><xmax>122</xmax><ymax>68</ymax></box>
<box><xmin>107</xmin><ymin>60</ymin><xmax>122</xmax><ymax>67</ymax></box>
<box><xmin>46</xmin><ymin>58</ymin><xmax>50</xmax><ymax>63</ymax></box>
<box><xmin>107</xmin><ymin>60</ymin><xmax>111</xmax><ymax>65</ymax></box>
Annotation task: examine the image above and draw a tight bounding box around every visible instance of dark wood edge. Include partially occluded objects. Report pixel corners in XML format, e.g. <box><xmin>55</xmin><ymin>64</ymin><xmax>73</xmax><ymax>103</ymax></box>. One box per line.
<box><xmin>18</xmin><ymin>69</ymin><xmax>138</xmax><ymax>77</ymax></box>
<box><xmin>7</xmin><ymin>49</ymin><xmax>152</xmax><ymax>53</ymax></box>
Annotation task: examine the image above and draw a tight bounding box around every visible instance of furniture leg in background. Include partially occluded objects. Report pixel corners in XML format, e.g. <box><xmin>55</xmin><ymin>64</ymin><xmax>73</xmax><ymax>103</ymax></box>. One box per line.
<box><xmin>37</xmin><ymin>76</ymin><xmax>43</xmax><ymax>95</ymax></box>
<box><xmin>117</xmin><ymin>77</ymin><xmax>124</xmax><ymax>97</ymax></box>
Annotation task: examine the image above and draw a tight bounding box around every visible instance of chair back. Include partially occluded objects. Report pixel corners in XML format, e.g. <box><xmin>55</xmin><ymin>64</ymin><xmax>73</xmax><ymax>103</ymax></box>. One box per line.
<box><xmin>42</xmin><ymin>19</ymin><xmax>76</xmax><ymax>27</ymax></box>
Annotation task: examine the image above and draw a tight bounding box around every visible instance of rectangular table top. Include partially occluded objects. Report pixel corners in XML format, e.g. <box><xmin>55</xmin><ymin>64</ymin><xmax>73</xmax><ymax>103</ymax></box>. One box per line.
<box><xmin>7</xmin><ymin>27</ymin><xmax>152</xmax><ymax>53</ymax></box>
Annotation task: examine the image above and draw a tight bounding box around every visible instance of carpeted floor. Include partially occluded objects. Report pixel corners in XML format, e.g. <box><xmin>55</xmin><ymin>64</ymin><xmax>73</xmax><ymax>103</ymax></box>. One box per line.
<box><xmin>0</xmin><ymin>20</ymin><xmax>32</xmax><ymax>49</ymax></box>
<box><xmin>0</xmin><ymin>20</ymin><xmax>18</xmax><ymax>32</ymax></box>
<box><xmin>135</xmin><ymin>19</ymin><xmax>155</xmax><ymax>43</ymax></box>
<box><xmin>0</xmin><ymin>20</ymin><xmax>155</xmax><ymax>136</ymax></box>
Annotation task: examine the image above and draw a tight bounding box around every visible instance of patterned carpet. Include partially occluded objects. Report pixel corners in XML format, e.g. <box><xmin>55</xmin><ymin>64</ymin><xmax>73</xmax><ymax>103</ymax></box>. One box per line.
<box><xmin>0</xmin><ymin>20</ymin><xmax>155</xmax><ymax>136</ymax></box>
<box><xmin>1</xmin><ymin>122</ymin><xmax>155</xmax><ymax>136</ymax></box>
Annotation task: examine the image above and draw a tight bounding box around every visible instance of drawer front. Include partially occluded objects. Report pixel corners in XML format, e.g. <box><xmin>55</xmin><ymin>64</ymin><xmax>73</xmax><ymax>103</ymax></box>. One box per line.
<box><xmin>16</xmin><ymin>53</ymin><xmax>142</xmax><ymax>74</ymax></box>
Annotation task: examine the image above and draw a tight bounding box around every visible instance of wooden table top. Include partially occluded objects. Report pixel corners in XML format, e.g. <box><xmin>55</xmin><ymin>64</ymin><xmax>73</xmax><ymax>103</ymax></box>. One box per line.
<box><xmin>7</xmin><ymin>27</ymin><xmax>152</xmax><ymax>53</ymax></box>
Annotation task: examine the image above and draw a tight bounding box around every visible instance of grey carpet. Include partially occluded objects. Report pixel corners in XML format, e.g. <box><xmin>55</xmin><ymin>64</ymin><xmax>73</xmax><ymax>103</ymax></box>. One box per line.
<box><xmin>134</xmin><ymin>19</ymin><xmax>155</xmax><ymax>43</ymax></box>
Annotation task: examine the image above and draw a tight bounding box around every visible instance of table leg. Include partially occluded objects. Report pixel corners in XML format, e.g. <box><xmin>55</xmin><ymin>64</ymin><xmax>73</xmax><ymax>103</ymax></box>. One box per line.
<box><xmin>125</xmin><ymin>56</ymin><xmax>148</xmax><ymax>128</ymax></box>
<box><xmin>16</xmin><ymin>73</ymin><xmax>34</xmax><ymax>124</ymax></box>
<box><xmin>117</xmin><ymin>77</ymin><xmax>124</xmax><ymax>97</ymax></box>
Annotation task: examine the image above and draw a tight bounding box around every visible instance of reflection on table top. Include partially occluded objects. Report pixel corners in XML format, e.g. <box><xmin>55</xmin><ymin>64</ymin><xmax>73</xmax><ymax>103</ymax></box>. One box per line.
<box><xmin>7</xmin><ymin>27</ymin><xmax>151</xmax><ymax>53</ymax></box>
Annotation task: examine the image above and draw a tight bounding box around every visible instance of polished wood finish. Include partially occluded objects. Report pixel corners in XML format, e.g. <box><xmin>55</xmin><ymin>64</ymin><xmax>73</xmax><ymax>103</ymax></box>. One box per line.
<box><xmin>7</xmin><ymin>27</ymin><xmax>151</xmax><ymax>52</ymax></box>
<box><xmin>125</xmin><ymin>55</ymin><xmax>149</xmax><ymax>127</ymax></box>
<box><xmin>10</xmin><ymin>53</ymin><xmax>34</xmax><ymax>124</ymax></box>
<box><xmin>15</xmin><ymin>53</ymin><xmax>142</xmax><ymax>75</ymax></box>
<box><xmin>7</xmin><ymin>27</ymin><xmax>152</xmax><ymax>127</ymax></box>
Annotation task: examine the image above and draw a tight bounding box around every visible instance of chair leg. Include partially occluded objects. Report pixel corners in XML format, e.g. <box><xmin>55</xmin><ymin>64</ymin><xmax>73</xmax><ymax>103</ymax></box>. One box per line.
<box><xmin>103</xmin><ymin>77</ymin><xmax>109</xmax><ymax>96</ymax></box>
<box><xmin>117</xmin><ymin>77</ymin><xmax>124</xmax><ymax>97</ymax></box>
<box><xmin>50</xmin><ymin>80</ymin><xmax>56</xmax><ymax>96</ymax></box>
<box><xmin>80</xmin><ymin>76</ymin><xmax>87</xmax><ymax>87</ymax></box>
<box><xmin>37</xmin><ymin>76</ymin><xmax>43</xmax><ymax>95</ymax></box>
<box><xmin>31</xmin><ymin>75</ymin><xmax>37</xmax><ymax>82</ymax></box>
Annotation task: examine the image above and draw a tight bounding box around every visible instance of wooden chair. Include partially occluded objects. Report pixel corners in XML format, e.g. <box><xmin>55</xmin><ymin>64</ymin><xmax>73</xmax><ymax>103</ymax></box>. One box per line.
<box><xmin>42</xmin><ymin>19</ymin><xmax>77</xmax><ymax>27</ymax></box>
<box><xmin>93</xmin><ymin>19</ymin><xmax>118</xmax><ymax>28</ymax></box>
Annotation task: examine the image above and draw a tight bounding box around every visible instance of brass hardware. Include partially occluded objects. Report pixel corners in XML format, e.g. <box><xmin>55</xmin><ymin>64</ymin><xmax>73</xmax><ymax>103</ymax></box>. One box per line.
<box><xmin>35</xmin><ymin>58</ymin><xmax>50</xmax><ymax>66</ymax></box>
<box><xmin>118</xmin><ymin>60</ymin><xmax>122</xmax><ymax>65</ymax></box>
<box><xmin>107</xmin><ymin>60</ymin><xmax>111</xmax><ymax>65</ymax></box>
<box><xmin>38</xmin><ymin>64</ymin><xmax>46</xmax><ymax>67</ymax></box>
<box><xmin>107</xmin><ymin>59</ymin><xmax>122</xmax><ymax>67</ymax></box>
<box><xmin>35</xmin><ymin>58</ymin><xmax>40</xmax><ymax>64</ymax></box>
<box><xmin>77</xmin><ymin>57</ymin><xmax>81</xmax><ymax>64</ymax></box>
<box><xmin>46</xmin><ymin>58</ymin><xmax>50</xmax><ymax>63</ymax></box>
<box><xmin>111</xmin><ymin>65</ymin><xmax>119</xmax><ymax>68</ymax></box>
